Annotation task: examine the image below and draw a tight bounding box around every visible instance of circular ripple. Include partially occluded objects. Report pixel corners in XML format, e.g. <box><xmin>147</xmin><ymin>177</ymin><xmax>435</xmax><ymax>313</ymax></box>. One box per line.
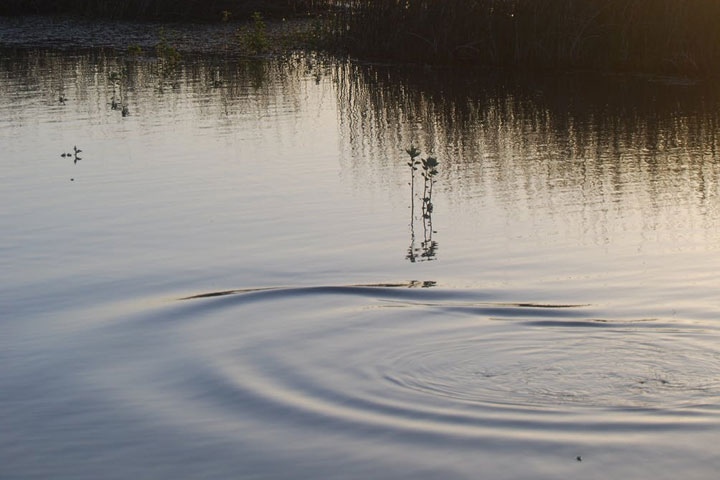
<box><xmin>179</xmin><ymin>289</ymin><xmax>720</xmax><ymax>427</ymax></box>
<box><xmin>127</xmin><ymin>286</ymin><xmax>720</xmax><ymax>446</ymax></box>
<box><xmin>380</xmin><ymin>325</ymin><xmax>720</xmax><ymax>409</ymax></box>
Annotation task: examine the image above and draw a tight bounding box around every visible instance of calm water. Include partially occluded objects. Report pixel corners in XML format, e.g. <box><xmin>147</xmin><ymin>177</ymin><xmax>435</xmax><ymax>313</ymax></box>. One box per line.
<box><xmin>2</xmin><ymin>47</ymin><xmax>720</xmax><ymax>479</ymax></box>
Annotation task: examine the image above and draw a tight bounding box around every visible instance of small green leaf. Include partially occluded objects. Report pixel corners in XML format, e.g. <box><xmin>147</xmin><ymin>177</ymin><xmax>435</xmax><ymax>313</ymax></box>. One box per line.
<box><xmin>405</xmin><ymin>146</ymin><xmax>421</xmax><ymax>159</ymax></box>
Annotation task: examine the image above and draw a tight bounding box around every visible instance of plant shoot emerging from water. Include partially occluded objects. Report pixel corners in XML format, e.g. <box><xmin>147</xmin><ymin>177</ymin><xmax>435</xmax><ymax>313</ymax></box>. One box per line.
<box><xmin>421</xmin><ymin>156</ymin><xmax>439</xmax><ymax>218</ymax></box>
<box><xmin>405</xmin><ymin>146</ymin><xmax>439</xmax><ymax>262</ymax></box>
<box><xmin>406</xmin><ymin>145</ymin><xmax>421</xmax><ymax>217</ymax></box>
<box><xmin>237</xmin><ymin>12</ymin><xmax>268</xmax><ymax>54</ymax></box>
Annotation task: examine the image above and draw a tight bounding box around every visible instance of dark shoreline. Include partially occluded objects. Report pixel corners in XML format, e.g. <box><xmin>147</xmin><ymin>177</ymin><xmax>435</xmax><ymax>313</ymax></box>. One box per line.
<box><xmin>0</xmin><ymin>0</ymin><xmax>316</xmax><ymax>21</ymax></box>
<box><xmin>0</xmin><ymin>14</ymin><xmax>320</xmax><ymax>57</ymax></box>
<box><xmin>2</xmin><ymin>8</ymin><xmax>718</xmax><ymax>78</ymax></box>
<box><xmin>324</xmin><ymin>1</ymin><xmax>720</xmax><ymax>76</ymax></box>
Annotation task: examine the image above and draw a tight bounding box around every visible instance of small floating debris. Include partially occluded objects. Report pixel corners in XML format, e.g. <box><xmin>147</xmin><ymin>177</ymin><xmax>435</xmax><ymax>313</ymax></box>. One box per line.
<box><xmin>576</xmin><ymin>456</ymin><xmax>582</xmax><ymax>462</ymax></box>
<box><xmin>58</xmin><ymin>94</ymin><xmax>66</xmax><ymax>104</ymax></box>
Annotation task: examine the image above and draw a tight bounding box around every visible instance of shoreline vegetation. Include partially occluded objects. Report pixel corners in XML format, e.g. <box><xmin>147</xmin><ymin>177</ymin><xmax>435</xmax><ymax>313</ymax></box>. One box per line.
<box><xmin>322</xmin><ymin>0</ymin><xmax>720</xmax><ymax>75</ymax></box>
<box><xmin>0</xmin><ymin>1</ymin><xmax>320</xmax><ymax>21</ymax></box>
<box><xmin>2</xmin><ymin>1</ymin><xmax>720</xmax><ymax>75</ymax></box>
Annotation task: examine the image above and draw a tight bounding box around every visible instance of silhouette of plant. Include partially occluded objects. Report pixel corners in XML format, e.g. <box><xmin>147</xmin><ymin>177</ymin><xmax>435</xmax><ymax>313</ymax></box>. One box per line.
<box><xmin>420</xmin><ymin>156</ymin><xmax>438</xmax><ymax>218</ymax></box>
<box><xmin>61</xmin><ymin>145</ymin><xmax>82</xmax><ymax>164</ymax></box>
<box><xmin>405</xmin><ymin>146</ymin><xmax>439</xmax><ymax>262</ymax></box>
<box><xmin>406</xmin><ymin>145</ymin><xmax>421</xmax><ymax>219</ymax></box>
<box><xmin>108</xmin><ymin>71</ymin><xmax>121</xmax><ymax>109</ymax></box>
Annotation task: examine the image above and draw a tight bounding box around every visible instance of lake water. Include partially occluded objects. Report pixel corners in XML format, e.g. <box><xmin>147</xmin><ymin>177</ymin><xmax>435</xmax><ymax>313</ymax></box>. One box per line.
<box><xmin>2</xmin><ymin>46</ymin><xmax>720</xmax><ymax>479</ymax></box>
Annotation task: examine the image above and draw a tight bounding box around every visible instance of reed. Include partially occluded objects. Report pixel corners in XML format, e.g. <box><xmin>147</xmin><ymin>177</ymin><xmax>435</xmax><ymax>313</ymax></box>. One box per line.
<box><xmin>322</xmin><ymin>0</ymin><xmax>720</xmax><ymax>74</ymax></box>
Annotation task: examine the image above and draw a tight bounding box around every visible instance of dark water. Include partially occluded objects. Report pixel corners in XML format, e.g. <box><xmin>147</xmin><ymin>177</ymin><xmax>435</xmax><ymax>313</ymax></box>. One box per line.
<box><xmin>2</xmin><ymin>47</ymin><xmax>720</xmax><ymax>479</ymax></box>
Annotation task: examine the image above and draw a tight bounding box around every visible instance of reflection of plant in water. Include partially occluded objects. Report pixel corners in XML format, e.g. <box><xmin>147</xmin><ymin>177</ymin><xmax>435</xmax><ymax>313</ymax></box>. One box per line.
<box><xmin>155</xmin><ymin>27</ymin><xmax>182</xmax><ymax>90</ymax></box>
<box><xmin>60</xmin><ymin>145</ymin><xmax>82</xmax><ymax>164</ymax></box>
<box><xmin>108</xmin><ymin>69</ymin><xmax>131</xmax><ymax>116</ymax></box>
<box><xmin>421</xmin><ymin>155</ymin><xmax>438</xmax><ymax>218</ymax></box>
<box><xmin>247</xmin><ymin>59</ymin><xmax>266</xmax><ymax>89</ymax></box>
<box><xmin>108</xmin><ymin>71</ymin><xmax>122</xmax><ymax>109</ymax></box>
<box><xmin>406</xmin><ymin>145</ymin><xmax>421</xmax><ymax>222</ymax></box>
<box><xmin>405</xmin><ymin>146</ymin><xmax>439</xmax><ymax>262</ymax></box>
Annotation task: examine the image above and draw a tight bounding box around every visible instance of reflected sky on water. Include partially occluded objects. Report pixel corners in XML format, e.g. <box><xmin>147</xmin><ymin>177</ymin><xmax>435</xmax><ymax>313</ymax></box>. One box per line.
<box><xmin>2</xmin><ymin>48</ymin><xmax>720</xmax><ymax>480</ymax></box>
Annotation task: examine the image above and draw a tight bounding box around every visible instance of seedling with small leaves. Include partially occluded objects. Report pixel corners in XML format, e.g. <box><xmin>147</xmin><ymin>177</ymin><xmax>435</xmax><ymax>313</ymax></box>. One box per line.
<box><xmin>420</xmin><ymin>156</ymin><xmax>439</xmax><ymax>217</ymax></box>
<box><xmin>406</xmin><ymin>145</ymin><xmax>421</xmax><ymax>216</ymax></box>
<box><xmin>60</xmin><ymin>145</ymin><xmax>82</xmax><ymax>164</ymax></box>
<box><xmin>404</xmin><ymin>146</ymin><xmax>440</xmax><ymax>262</ymax></box>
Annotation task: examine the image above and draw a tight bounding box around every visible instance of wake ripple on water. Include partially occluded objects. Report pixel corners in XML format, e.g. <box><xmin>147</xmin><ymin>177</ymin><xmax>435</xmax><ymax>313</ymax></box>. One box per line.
<box><xmin>160</xmin><ymin>284</ymin><xmax>720</xmax><ymax>432</ymax></box>
<box><xmin>50</xmin><ymin>283</ymin><xmax>720</xmax><ymax>479</ymax></box>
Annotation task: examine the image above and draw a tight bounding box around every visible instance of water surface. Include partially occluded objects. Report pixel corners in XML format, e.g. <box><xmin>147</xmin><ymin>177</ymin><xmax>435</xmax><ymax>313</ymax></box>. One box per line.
<box><xmin>2</xmin><ymin>47</ymin><xmax>720</xmax><ymax>479</ymax></box>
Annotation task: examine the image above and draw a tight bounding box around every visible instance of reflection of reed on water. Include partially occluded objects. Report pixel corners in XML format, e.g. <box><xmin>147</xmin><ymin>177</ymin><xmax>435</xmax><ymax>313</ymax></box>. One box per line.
<box><xmin>335</xmin><ymin>62</ymin><xmax>720</xmax><ymax>244</ymax></box>
<box><xmin>0</xmin><ymin>49</ymin><xmax>323</xmax><ymax>129</ymax></box>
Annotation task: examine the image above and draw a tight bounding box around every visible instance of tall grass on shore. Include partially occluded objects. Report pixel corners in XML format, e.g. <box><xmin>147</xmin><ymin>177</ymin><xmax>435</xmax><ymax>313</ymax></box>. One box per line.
<box><xmin>0</xmin><ymin>0</ymin><xmax>320</xmax><ymax>20</ymax></box>
<box><xmin>323</xmin><ymin>0</ymin><xmax>720</xmax><ymax>74</ymax></box>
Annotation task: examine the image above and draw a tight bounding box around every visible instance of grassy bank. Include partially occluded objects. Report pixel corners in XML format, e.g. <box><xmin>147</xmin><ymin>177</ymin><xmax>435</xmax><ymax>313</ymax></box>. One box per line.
<box><xmin>322</xmin><ymin>0</ymin><xmax>720</xmax><ymax>74</ymax></box>
<box><xmin>0</xmin><ymin>0</ymin><xmax>320</xmax><ymax>21</ymax></box>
